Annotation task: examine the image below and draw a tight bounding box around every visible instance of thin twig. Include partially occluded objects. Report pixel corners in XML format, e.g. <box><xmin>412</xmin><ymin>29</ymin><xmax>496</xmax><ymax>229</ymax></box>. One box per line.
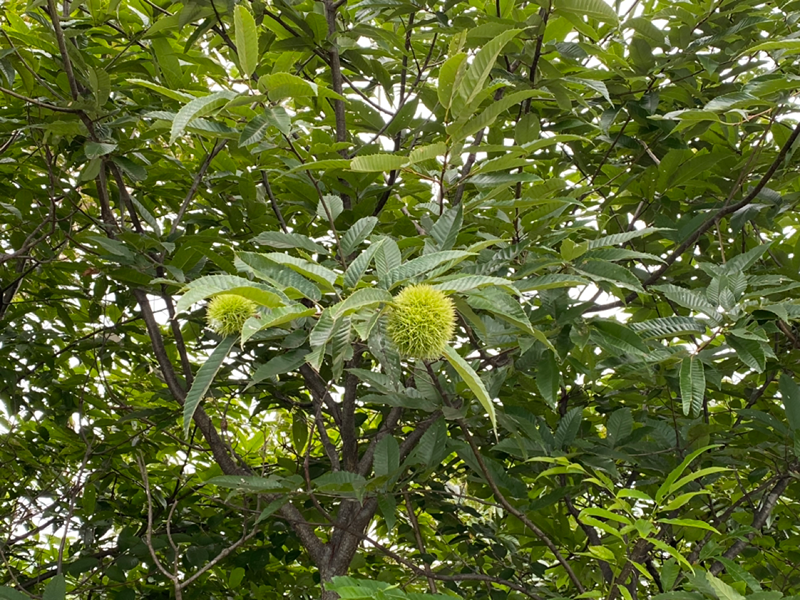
<box><xmin>169</xmin><ymin>140</ymin><xmax>228</xmax><ymax>236</ymax></box>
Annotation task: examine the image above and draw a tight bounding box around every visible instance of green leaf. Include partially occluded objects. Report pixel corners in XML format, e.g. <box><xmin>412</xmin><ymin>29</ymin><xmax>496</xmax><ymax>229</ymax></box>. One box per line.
<box><xmin>260</xmin><ymin>253</ymin><xmax>339</xmax><ymax>292</ymax></box>
<box><xmin>374</xmin><ymin>238</ymin><xmax>402</xmax><ymax>277</ymax></box>
<box><xmin>183</xmin><ymin>336</ymin><xmax>236</xmax><ymax>437</ymax></box>
<box><xmin>234</xmin><ymin>5</ymin><xmax>259</xmax><ymax>77</ymax></box>
<box><xmin>779</xmin><ymin>374</ymin><xmax>800</xmax><ymax>431</ymax></box>
<box><xmin>554</xmin><ymin>407</ymin><xmax>583</xmax><ymax>449</ymax></box>
<box><xmin>658</xmin><ymin>491</ymin><xmax>710</xmax><ymax>512</ymax></box>
<box><xmin>239</xmin><ymin>112</ymin><xmax>272</xmax><ymax>146</ymax></box>
<box><xmin>714</xmin><ymin>558</ymin><xmax>763</xmax><ymax>593</ymax></box>
<box><xmin>350</xmin><ymin>154</ymin><xmax>407</xmax><ymax>172</ymax></box>
<box><xmin>607</xmin><ymin>408</ymin><xmax>633</xmax><ymax>445</ymax></box>
<box><xmin>587</xmin><ymin>227</ymin><xmax>666</xmax><ymax>249</ymax></box>
<box><xmin>466</xmin><ymin>287</ymin><xmax>551</xmax><ymax>347</ymax></box>
<box><xmin>579</xmin><ymin>507</ymin><xmax>632</xmax><ymax>525</ymax></box>
<box><xmin>452</xmin><ymin>29</ymin><xmax>522</xmax><ymax>117</ymax></box>
<box><xmin>443</xmin><ymin>344</ymin><xmax>496</xmax><ymax>429</ymax></box>
<box><xmin>176</xmin><ymin>274</ymin><xmax>284</xmax><ymax>313</ymax></box>
<box><xmin>0</xmin><ymin>588</ymin><xmax>29</xmax><ymax>600</ymax></box>
<box><xmin>680</xmin><ymin>357</ymin><xmax>705</xmax><ymax>417</ymax></box>
<box><xmin>429</xmin><ymin>204</ymin><xmax>462</xmax><ymax>251</ymax></box>
<box><xmin>727</xmin><ymin>334</ymin><xmax>766</xmax><ymax>373</ymax></box>
<box><xmin>659</xmin><ymin>518</ymin><xmax>720</xmax><ymax>534</ymax></box>
<box><xmin>291</xmin><ymin>159</ymin><xmax>352</xmax><ymax>172</ymax></box>
<box><xmin>344</xmin><ymin>240</ymin><xmax>384</xmax><ymax>289</ymax></box>
<box><xmin>84</xmin><ymin>141</ymin><xmax>116</xmax><ymax>159</ymax></box>
<box><xmin>438</xmin><ymin>53</ymin><xmax>468</xmax><ymax>109</ymax></box>
<box><xmin>373</xmin><ymin>435</ymin><xmax>399</xmax><ymax>479</ymax></box>
<box><xmin>255</xmin><ymin>497</ymin><xmax>289</xmax><ymax>524</ymax></box>
<box><xmin>706</xmin><ymin>572</ymin><xmax>746</xmax><ymax>600</ymax></box>
<box><xmin>515</xmin><ymin>273</ymin><xmax>590</xmax><ymax>291</ymax></box>
<box><xmin>235</xmin><ymin>252</ymin><xmax>322</xmax><ymax>301</ymax></box>
<box><xmin>241</xmin><ymin>304</ymin><xmax>316</xmax><ymax>344</ymax></box>
<box><xmin>378</xmin><ymin>493</ymin><xmax>396</xmax><ymax>532</ymax></box>
<box><xmin>555</xmin><ymin>0</ymin><xmax>618</xmax><ymax>22</ymax></box>
<box><xmin>591</xmin><ymin>320</ymin><xmax>650</xmax><ymax>356</ymax></box>
<box><xmin>408</xmin><ymin>142</ymin><xmax>447</xmax><ymax>164</ymax></box>
<box><xmin>253</xmin><ymin>231</ymin><xmax>327</xmax><ymax>254</ymax></box>
<box><xmin>536</xmin><ymin>350</ymin><xmax>559</xmax><ymax>408</ymax></box>
<box><xmin>341</xmin><ymin>216</ymin><xmax>378</xmax><ymax>255</ymax></box>
<box><xmin>655</xmin><ymin>444</ymin><xmax>721</xmax><ymax>504</ymax></box>
<box><xmin>670</xmin><ymin>467</ymin><xmax>730</xmax><ymax>495</ymax></box>
<box><xmin>228</xmin><ymin>567</ymin><xmax>246</xmax><ymax>589</ymax></box>
<box><xmin>129</xmin><ymin>78</ymin><xmax>195</xmax><ymax>102</ymax></box>
<box><xmin>205</xmin><ymin>474</ymin><xmax>298</xmax><ymax>492</ymax></box>
<box><xmin>170</xmin><ymin>91</ymin><xmax>237</xmax><ymax>144</ymax></box>
<box><xmin>430</xmin><ymin>275</ymin><xmax>517</xmax><ymax>295</ymax></box>
<box><xmin>310</xmin><ymin>309</ymin><xmax>336</xmax><ymax>348</ymax></box>
<box><xmin>574</xmin><ymin>259</ymin><xmax>644</xmax><ymax>292</ymax></box>
<box><xmin>380</xmin><ymin>251</ymin><xmax>475</xmax><ymax>289</ymax></box>
<box><xmin>649</xmin><ymin>538</ymin><xmax>694</xmax><ymax>573</ymax></box>
<box><xmin>248</xmin><ymin>349</ymin><xmax>308</xmax><ymax>388</ymax></box>
<box><xmin>333</xmin><ymin>288</ymin><xmax>392</xmax><ymax>319</ymax></box>
<box><xmin>43</xmin><ymin>576</ymin><xmax>65</xmax><ymax>600</ymax></box>
<box><xmin>653</xmin><ymin>284</ymin><xmax>721</xmax><ymax>324</ymax></box>
<box><xmin>314</xmin><ymin>472</ymin><xmax>368</xmax><ymax>496</ymax></box>
<box><xmin>317</xmin><ymin>195</ymin><xmax>344</xmax><ymax>223</ymax></box>
<box><xmin>450</xmin><ymin>90</ymin><xmax>550</xmax><ymax>141</ymax></box>
<box><xmin>747</xmin><ymin>39</ymin><xmax>800</xmax><ymax>54</ymax></box>
<box><xmin>630</xmin><ymin>317</ymin><xmax>707</xmax><ymax>339</ymax></box>
<box><xmin>263</xmin><ymin>72</ymin><xmax>319</xmax><ymax>102</ymax></box>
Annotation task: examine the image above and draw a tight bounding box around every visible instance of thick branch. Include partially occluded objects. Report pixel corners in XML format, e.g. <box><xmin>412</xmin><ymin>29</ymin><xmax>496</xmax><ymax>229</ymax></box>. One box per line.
<box><xmin>340</xmin><ymin>358</ymin><xmax>360</xmax><ymax>471</ymax></box>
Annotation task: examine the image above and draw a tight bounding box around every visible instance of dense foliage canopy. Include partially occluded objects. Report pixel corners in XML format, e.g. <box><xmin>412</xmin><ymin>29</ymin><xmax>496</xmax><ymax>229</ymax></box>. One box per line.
<box><xmin>1</xmin><ymin>0</ymin><xmax>800</xmax><ymax>598</ymax></box>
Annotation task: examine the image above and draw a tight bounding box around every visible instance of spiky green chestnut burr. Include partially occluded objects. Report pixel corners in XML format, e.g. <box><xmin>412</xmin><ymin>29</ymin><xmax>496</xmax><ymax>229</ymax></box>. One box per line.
<box><xmin>206</xmin><ymin>294</ymin><xmax>257</xmax><ymax>337</ymax></box>
<box><xmin>387</xmin><ymin>284</ymin><xmax>456</xmax><ymax>359</ymax></box>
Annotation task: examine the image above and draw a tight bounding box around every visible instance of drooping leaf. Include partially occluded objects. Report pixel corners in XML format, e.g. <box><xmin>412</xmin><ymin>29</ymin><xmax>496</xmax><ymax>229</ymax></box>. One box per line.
<box><xmin>591</xmin><ymin>320</ymin><xmax>650</xmax><ymax>356</ymax></box>
<box><xmin>341</xmin><ymin>216</ymin><xmax>379</xmax><ymax>255</ymax></box>
<box><xmin>443</xmin><ymin>344</ymin><xmax>496</xmax><ymax>429</ymax></box>
<box><xmin>170</xmin><ymin>91</ymin><xmax>237</xmax><ymax>144</ymax></box>
<box><xmin>259</xmin><ymin>253</ymin><xmax>339</xmax><ymax>292</ymax></box>
<box><xmin>241</xmin><ymin>304</ymin><xmax>316</xmax><ymax>344</ymax></box>
<box><xmin>451</xmin><ymin>29</ymin><xmax>522</xmax><ymax>116</ymax></box>
<box><xmin>248</xmin><ymin>349</ymin><xmax>308</xmax><ymax>387</ymax></box>
<box><xmin>554</xmin><ymin>0</ymin><xmax>619</xmax><ymax>22</ymax></box>
<box><xmin>43</xmin><ymin>576</ymin><xmax>66</xmax><ymax>600</ymax></box>
<box><xmin>183</xmin><ymin>336</ymin><xmax>237</xmax><ymax>436</ymax></box>
<box><xmin>234</xmin><ymin>5</ymin><xmax>259</xmax><ymax>77</ymax></box>
<box><xmin>350</xmin><ymin>154</ymin><xmax>407</xmax><ymax>172</ymax></box>
<box><xmin>380</xmin><ymin>251</ymin><xmax>475</xmax><ymax>289</ymax></box>
<box><xmin>373</xmin><ymin>435</ymin><xmax>400</xmax><ymax>479</ymax></box>
<box><xmin>680</xmin><ymin>357</ymin><xmax>705</xmax><ymax>417</ymax></box>
<box><xmin>536</xmin><ymin>350</ymin><xmax>560</xmax><ymax>408</ymax></box>
<box><xmin>175</xmin><ymin>274</ymin><xmax>284</xmax><ymax>313</ymax></box>
<box><xmin>779</xmin><ymin>374</ymin><xmax>800</xmax><ymax>431</ymax></box>
<box><xmin>253</xmin><ymin>231</ymin><xmax>327</xmax><ymax>254</ymax></box>
<box><xmin>333</xmin><ymin>288</ymin><xmax>392</xmax><ymax>319</ymax></box>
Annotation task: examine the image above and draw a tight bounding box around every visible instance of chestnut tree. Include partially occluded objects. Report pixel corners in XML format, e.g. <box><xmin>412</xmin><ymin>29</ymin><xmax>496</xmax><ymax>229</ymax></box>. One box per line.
<box><xmin>1</xmin><ymin>0</ymin><xmax>800</xmax><ymax>598</ymax></box>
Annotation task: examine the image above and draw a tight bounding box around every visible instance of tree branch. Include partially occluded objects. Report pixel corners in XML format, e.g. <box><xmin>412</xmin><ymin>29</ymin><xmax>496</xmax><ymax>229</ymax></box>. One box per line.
<box><xmin>168</xmin><ymin>140</ymin><xmax>228</xmax><ymax>236</ymax></box>
<box><xmin>457</xmin><ymin>418</ymin><xmax>586</xmax><ymax>593</ymax></box>
<box><xmin>404</xmin><ymin>490</ymin><xmax>437</xmax><ymax>593</ymax></box>
<box><xmin>709</xmin><ymin>476</ymin><xmax>791</xmax><ymax>575</ymax></box>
